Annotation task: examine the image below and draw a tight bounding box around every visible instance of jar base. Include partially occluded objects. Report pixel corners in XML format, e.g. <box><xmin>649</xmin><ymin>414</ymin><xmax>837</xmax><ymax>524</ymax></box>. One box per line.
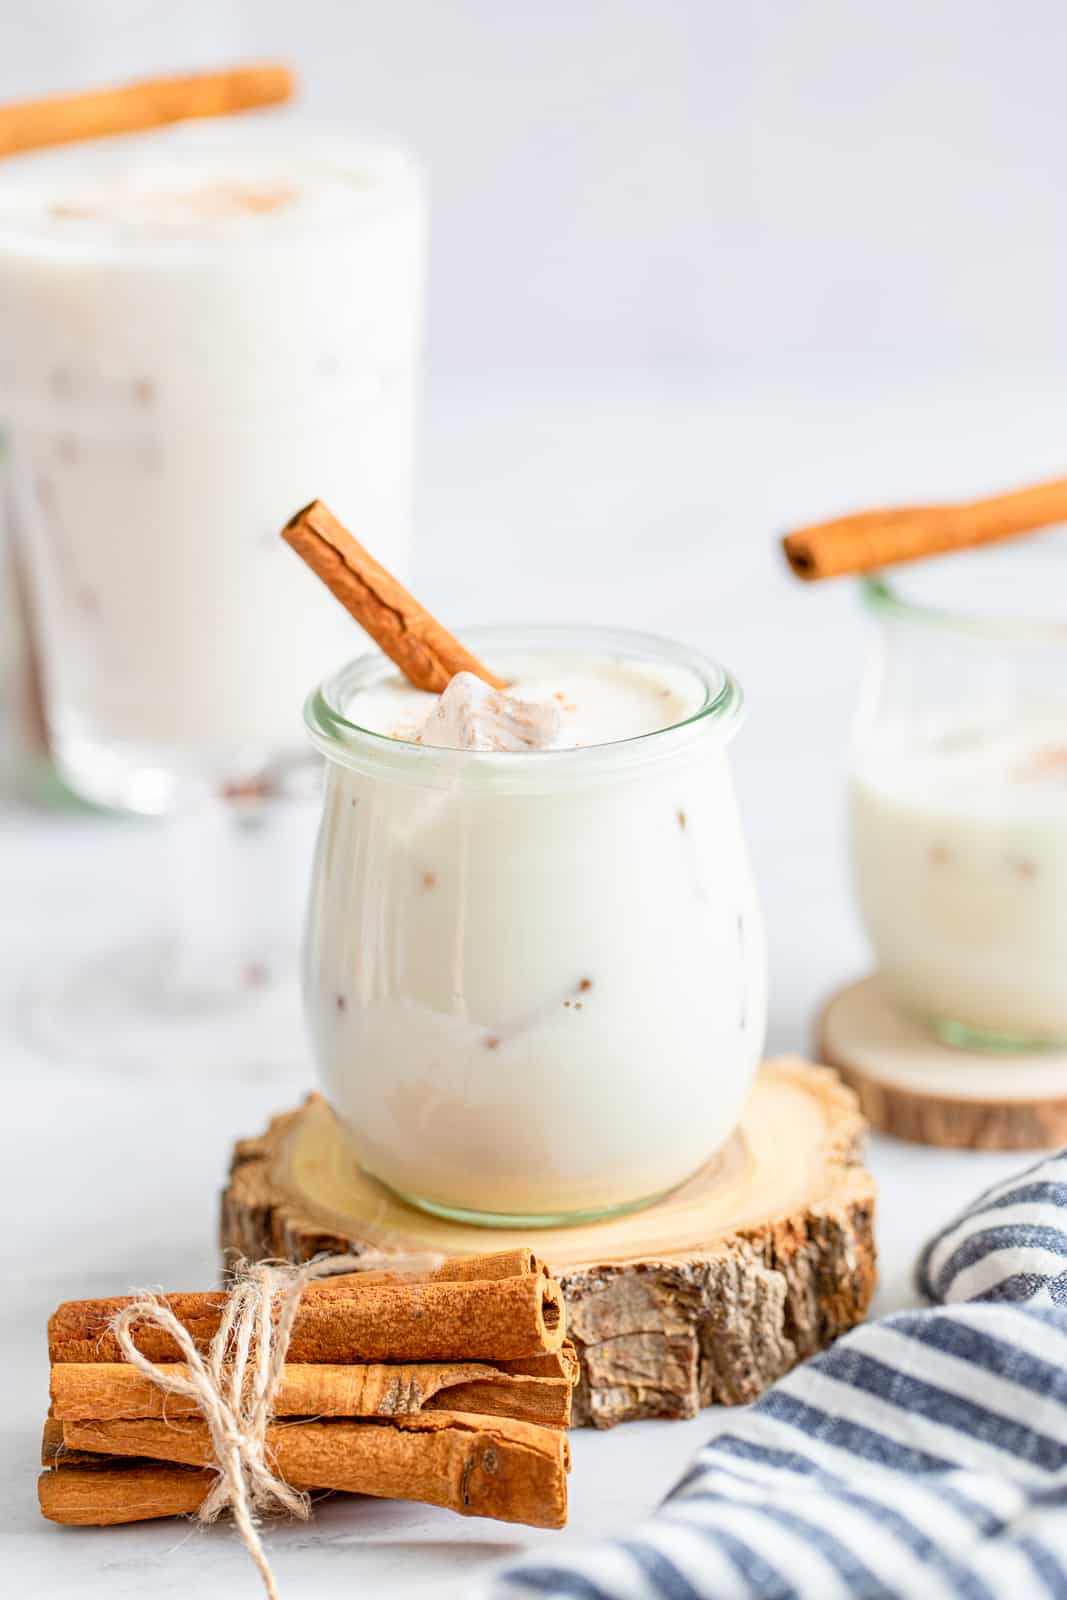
<box><xmin>930</xmin><ymin>1014</ymin><xmax>1067</xmax><ymax>1055</ymax></box>
<box><xmin>381</xmin><ymin>1178</ymin><xmax>682</xmax><ymax>1230</ymax></box>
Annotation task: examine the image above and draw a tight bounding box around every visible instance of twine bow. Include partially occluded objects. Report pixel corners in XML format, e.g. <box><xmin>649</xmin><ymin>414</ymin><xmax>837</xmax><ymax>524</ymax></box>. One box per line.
<box><xmin>111</xmin><ymin>1252</ymin><xmax>442</xmax><ymax>1600</ymax></box>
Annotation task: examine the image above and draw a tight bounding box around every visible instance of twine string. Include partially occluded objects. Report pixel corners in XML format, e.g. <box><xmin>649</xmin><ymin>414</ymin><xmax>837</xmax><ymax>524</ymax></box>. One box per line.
<box><xmin>110</xmin><ymin>1251</ymin><xmax>443</xmax><ymax>1600</ymax></box>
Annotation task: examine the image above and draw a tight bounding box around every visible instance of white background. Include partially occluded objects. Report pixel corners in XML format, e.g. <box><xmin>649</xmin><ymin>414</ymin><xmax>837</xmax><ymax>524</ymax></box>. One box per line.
<box><xmin>5</xmin><ymin>6</ymin><xmax>1067</xmax><ymax>1599</ymax></box>
<box><xmin>6</xmin><ymin>0</ymin><xmax>1067</xmax><ymax>372</ymax></box>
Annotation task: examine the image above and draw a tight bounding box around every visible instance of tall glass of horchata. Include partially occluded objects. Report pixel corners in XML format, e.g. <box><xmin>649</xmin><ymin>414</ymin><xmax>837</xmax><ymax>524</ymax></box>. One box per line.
<box><xmin>0</xmin><ymin>120</ymin><xmax>426</xmax><ymax>1073</ymax></box>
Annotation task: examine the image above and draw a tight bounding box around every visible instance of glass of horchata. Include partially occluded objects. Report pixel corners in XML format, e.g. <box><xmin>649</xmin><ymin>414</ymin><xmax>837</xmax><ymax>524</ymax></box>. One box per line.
<box><xmin>303</xmin><ymin>625</ymin><xmax>768</xmax><ymax>1225</ymax></box>
<box><xmin>0</xmin><ymin>120</ymin><xmax>426</xmax><ymax>1072</ymax></box>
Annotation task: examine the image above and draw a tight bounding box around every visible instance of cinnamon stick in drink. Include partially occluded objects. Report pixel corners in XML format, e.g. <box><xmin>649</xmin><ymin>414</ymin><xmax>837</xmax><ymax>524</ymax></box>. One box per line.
<box><xmin>281</xmin><ymin>499</ymin><xmax>508</xmax><ymax>692</ymax></box>
<box><xmin>62</xmin><ymin>1412</ymin><xmax>571</xmax><ymax>1529</ymax></box>
<box><xmin>51</xmin><ymin>1352</ymin><xmax>574</xmax><ymax>1428</ymax></box>
<box><xmin>782</xmin><ymin>474</ymin><xmax>1067</xmax><ymax>581</ymax></box>
<box><xmin>0</xmin><ymin>65</ymin><xmax>293</xmax><ymax>159</ymax></box>
<box><xmin>48</xmin><ymin>1269</ymin><xmax>565</xmax><ymax>1365</ymax></box>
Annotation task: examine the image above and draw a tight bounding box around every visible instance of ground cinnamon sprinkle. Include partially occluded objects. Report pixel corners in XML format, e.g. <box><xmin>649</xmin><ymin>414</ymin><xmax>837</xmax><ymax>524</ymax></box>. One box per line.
<box><xmin>1016</xmin><ymin>747</ymin><xmax>1067</xmax><ymax>780</ymax></box>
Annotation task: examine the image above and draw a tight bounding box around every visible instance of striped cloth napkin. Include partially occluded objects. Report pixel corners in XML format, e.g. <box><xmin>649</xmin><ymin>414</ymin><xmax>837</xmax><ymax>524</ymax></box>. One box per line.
<box><xmin>484</xmin><ymin>1151</ymin><xmax>1067</xmax><ymax>1600</ymax></box>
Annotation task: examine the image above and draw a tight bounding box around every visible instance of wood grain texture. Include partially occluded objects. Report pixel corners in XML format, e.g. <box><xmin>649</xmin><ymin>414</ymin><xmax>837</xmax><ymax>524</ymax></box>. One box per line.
<box><xmin>220</xmin><ymin>1059</ymin><xmax>877</xmax><ymax>1428</ymax></box>
<box><xmin>0</xmin><ymin>65</ymin><xmax>293</xmax><ymax>158</ymax></box>
<box><xmin>818</xmin><ymin>975</ymin><xmax>1067</xmax><ymax>1149</ymax></box>
<box><xmin>281</xmin><ymin>499</ymin><xmax>507</xmax><ymax>692</ymax></box>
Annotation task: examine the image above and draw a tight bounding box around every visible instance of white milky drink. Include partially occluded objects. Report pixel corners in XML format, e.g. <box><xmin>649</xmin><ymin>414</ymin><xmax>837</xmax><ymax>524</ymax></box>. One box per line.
<box><xmin>0</xmin><ymin>124</ymin><xmax>425</xmax><ymax>808</ymax></box>
<box><xmin>303</xmin><ymin>628</ymin><xmax>767</xmax><ymax>1223</ymax></box>
<box><xmin>851</xmin><ymin>718</ymin><xmax>1067</xmax><ymax>1044</ymax></box>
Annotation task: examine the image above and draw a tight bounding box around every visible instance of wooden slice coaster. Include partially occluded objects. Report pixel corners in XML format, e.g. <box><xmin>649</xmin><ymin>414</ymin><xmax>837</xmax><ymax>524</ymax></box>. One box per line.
<box><xmin>220</xmin><ymin>1058</ymin><xmax>876</xmax><ymax>1428</ymax></box>
<box><xmin>817</xmin><ymin>975</ymin><xmax>1067</xmax><ymax>1150</ymax></box>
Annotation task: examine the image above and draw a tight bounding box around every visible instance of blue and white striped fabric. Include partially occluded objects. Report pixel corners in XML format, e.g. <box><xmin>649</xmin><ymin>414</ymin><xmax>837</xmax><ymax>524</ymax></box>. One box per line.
<box><xmin>486</xmin><ymin>1151</ymin><xmax>1067</xmax><ymax>1600</ymax></box>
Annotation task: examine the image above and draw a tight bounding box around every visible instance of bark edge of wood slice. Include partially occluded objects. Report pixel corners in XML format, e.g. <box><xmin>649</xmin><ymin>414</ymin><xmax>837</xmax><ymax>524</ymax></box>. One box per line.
<box><xmin>220</xmin><ymin>1057</ymin><xmax>876</xmax><ymax>1429</ymax></box>
<box><xmin>818</xmin><ymin>975</ymin><xmax>1067</xmax><ymax>1150</ymax></box>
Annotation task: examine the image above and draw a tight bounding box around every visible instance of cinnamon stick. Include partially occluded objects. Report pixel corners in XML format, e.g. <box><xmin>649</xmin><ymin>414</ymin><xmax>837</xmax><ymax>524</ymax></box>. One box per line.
<box><xmin>51</xmin><ymin>1354</ymin><xmax>573</xmax><ymax>1428</ymax></box>
<box><xmin>501</xmin><ymin>1346</ymin><xmax>581</xmax><ymax>1384</ymax></box>
<box><xmin>42</xmin><ymin>1417</ymin><xmax>104</xmax><ymax>1468</ymax></box>
<box><xmin>433</xmin><ymin>1248</ymin><xmax>549</xmax><ymax>1282</ymax></box>
<box><xmin>39</xmin><ymin>1461</ymin><xmax>213</xmax><ymax>1526</ymax></box>
<box><xmin>281</xmin><ymin>499</ymin><xmax>507</xmax><ymax>693</ymax></box>
<box><xmin>782</xmin><ymin>474</ymin><xmax>1067</xmax><ymax>581</ymax></box>
<box><xmin>63</xmin><ymin>1412</ymin><xmax>571</xmax><ymax>1529</ymax></box>
<box><xmin>0</xmin><ymin>65</ymin><xmax>293</xmax><ymax>159</ymax></box>
<box><xmin>349</xmin><ymin>1247</ymin><xmax>547</xmax><ymax>1286</ymax></box>
<box><xmin>48</xmin><ymin>1269</ymin><xmax>565</xmax><ymax>1365</ymax></box>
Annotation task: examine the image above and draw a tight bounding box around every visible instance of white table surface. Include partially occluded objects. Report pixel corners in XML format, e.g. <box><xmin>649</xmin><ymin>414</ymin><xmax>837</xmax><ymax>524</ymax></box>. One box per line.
<box><xmin>4</xmin><ymin>364</ymin><xmax>1064</xmax><ymax>1598</ymax></box>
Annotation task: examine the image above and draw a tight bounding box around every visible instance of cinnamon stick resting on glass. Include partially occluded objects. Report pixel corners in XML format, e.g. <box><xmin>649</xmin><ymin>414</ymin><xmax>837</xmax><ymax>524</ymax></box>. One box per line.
<box><xmin>782</xmin><ymin>474</ymin><xmax>1067</xmax><ymax>581</ymax></box>
<box><xmin>0</xmin><ymin>65</ymin><xmax>293</xmax><ymax>158</ymax></box>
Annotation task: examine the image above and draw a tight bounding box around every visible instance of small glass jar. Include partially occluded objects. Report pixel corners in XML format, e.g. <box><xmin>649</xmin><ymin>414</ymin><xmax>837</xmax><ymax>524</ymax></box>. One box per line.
<box><xmin>303</xmin><ymin>624</ymin><xmax>767</xmax><ymax>1226</ymax></box>
<box><xmin>849</xmin><ymin>532</ymin><xmax>1067</xmax><ymax>1050</ymax></box>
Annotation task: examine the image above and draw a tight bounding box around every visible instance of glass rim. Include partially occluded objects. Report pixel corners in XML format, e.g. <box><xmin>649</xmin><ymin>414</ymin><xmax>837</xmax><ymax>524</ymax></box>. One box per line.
<box><xmin>859</xmin><ymin>567</ymin><xmax>1067</xmax><ymax>645</ymax></box>
<box><xmin>0</xmin><ymin>123</ymin><xmax>423</xmax><ymax>263</ymax></box>
<box><xmin>304</xmin><ymin>623</ymin><xmax>744</xmax><ymax>785</ymax></box>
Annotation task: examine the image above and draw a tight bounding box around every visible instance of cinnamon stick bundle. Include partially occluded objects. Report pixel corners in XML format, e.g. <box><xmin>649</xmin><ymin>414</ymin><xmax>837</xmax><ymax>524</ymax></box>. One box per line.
<box><xmin>59</xmin><ymin>1412</ymin><xmax>571</xmax><ymax>1529</ymax></box>
<box><xmin>281</xmin><ymin>499</ymin><xmax>507</xmax><ymax>693</ymax></box>
<box><xmin>51</xmin><ymin>1350</ymin><xmax>575</xmax><ymax>1428</ymax></box>
<box><xmin>0</xmin><ymin>64</ymin><xmax>293</xmax><ymax>159</ymax></box>
<box><xmin>49</xmin><ymin>1268</ymin><xmax>563</xmax><ymax>1365</ymax></box>
<box><xmin>781</xmin><ymin>474</ymin><xmax>1067</xmax><ymax>582</ymax></box>
<box><xmin>40</xmin><ymin>1248</ymin><xmax>575</xmax><ymax>1533</ymax></box>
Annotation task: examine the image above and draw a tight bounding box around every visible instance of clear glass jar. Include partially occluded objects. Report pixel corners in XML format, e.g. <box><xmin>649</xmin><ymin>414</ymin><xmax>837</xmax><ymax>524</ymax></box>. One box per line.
<box><xmin>304</xmin><ymin>625</ymin><xmax>767</xmax><ymax>1226</ymax></box>
<box><xmin>849</xmin><ymin>532</ymin><xmax>1067</xmax><ymax>1050</ymax></box>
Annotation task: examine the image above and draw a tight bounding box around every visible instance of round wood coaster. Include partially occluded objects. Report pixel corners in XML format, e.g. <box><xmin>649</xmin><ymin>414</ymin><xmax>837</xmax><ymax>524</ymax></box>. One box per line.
<box><xmin>221</xmin><ymin>1058</ymin><xmax>876</xmax><ymax>1428</ymax></box>
<box><xmin>817</xmin><ymin>975</ymin><xmax>1067</xmax><ymax>1150</ymax></box>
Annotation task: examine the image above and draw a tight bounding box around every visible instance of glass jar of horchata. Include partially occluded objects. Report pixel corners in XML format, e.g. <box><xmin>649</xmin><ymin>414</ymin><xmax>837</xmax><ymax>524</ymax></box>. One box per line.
<box><xmin>303</xmin><ymin>624</ymin><xmax>768</xmax><ymax>1226</ymax></box>
<box><xmin>849</xmin><ymin>531</ymin><xmax>1067</xmax><ymax>1051</ymax></box>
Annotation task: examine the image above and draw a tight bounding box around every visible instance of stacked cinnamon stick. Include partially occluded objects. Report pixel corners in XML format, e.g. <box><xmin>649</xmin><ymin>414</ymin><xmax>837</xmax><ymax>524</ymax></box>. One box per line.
<box><xmin>40</xmin><ymin>1248</ymin><xmax>576</xmax><ymax>1530</ymax></box>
